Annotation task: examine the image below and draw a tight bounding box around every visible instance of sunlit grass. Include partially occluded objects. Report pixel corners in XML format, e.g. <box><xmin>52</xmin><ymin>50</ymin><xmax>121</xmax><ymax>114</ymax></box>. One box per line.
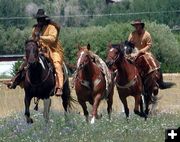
<box><xmin>0</xmin><ymin>74</ymin><xmax>180</xmax><ymax>142</ymax></box>
<box><xmin>0</xmin><ymin>111</ymin><xmax>180</xmax><ymax>142</ymax></box>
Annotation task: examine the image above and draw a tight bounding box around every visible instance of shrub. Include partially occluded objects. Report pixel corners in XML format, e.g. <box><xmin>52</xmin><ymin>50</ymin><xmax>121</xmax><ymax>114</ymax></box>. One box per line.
<box><xmin>61</xmin><ymin>22</ymin><xmax>180</xmax><ymax>72</ymax></box>
<box><xmin>10</xmin><ymin>60</ymin><xmax>22</xmax><ymax>76</ymax></box>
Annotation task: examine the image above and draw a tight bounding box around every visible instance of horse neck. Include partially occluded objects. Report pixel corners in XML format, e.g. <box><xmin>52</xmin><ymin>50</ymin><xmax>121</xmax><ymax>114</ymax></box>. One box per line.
<box><xmin>79</xmin><ymin>60</ymin><xmax>94</xmax><ymax>81</ymax></box>
<box><xmin>116</xmin><ymin>57</ymin><xmax>137</xmax><ymax>82</ymax></box>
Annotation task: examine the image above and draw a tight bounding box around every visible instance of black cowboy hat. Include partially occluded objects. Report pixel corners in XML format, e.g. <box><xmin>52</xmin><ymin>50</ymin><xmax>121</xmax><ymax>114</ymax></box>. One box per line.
<box><xmin>131</xmin><ymin>19</ymin><xmax>145</xmax><ymax>27</ymax></box>
<box><xmin>34</xmin><ymin>9</ymin><xmax>48</xmax><ymax>19</ymax></box>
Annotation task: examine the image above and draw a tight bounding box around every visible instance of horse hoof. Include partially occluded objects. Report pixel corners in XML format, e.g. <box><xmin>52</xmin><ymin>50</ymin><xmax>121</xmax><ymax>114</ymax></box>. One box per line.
<box><xmin>27</xmin><ymin>118</ymin><xmax>33</xmax><ymax>124</ymax></box>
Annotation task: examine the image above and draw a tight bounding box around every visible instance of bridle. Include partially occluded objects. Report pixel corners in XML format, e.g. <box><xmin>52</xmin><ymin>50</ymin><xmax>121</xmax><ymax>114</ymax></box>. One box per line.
<box><xmin>107</xmin><ymin>47</ymin><xmax>121</xmax><ymax>68</ymax></box>
<box><xmin>77</xmin><ymin>51</ymin><xmax>91</xmax><ymax>71</ymax></box>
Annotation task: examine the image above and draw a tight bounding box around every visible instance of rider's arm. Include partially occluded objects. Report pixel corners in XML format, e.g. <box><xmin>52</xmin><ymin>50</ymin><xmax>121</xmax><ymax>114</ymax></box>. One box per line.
<box><xmin>39</xmin><ymin>25</ymin><xmax>58</xmax><ymax>44</ymax></box>
<box><xmin>139</xmin><ymin>32</ymin><xmax>152</xmax><ymax>54</ymax></box>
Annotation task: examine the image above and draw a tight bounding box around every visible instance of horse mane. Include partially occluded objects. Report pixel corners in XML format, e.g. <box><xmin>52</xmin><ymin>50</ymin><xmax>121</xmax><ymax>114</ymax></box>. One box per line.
<box><xmin>124</xmin><ymin>40</ymin><xmax>135</xmax><ymax>49</ymax></box>
<box><xmin>111</xmin><ymin>42</ymin><xmax>125</xmax><ymax>56</ymax></box>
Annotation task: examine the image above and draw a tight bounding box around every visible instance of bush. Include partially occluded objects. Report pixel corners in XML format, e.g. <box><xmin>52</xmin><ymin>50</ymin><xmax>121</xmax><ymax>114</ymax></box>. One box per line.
<box><xmin>1</xmin><ymin>22</ymin><xmax>180</xmax><ymax>73</ymax></box>
<box><xmin>61</xmin><ymin>22</ymin><xmax>180</xmax><ymax>72</ymax></box>
<box><xmin>10</xmin><ymin>60</ymin><xmax>22</xmax><ymax>76</ymax></box>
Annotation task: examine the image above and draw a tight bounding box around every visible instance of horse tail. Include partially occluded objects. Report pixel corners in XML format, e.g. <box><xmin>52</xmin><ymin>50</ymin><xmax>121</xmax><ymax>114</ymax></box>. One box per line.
<box><xmin>157</xmin><ymin>69</ymin><xmax>176</xmax><ymax>89</ymax></box>
<box><xmin>62</xmin><ymin>78</ymin><xmax>77</xmax><ymax>111</ymax></box>
<box><xmin>159</xmin><ymin>81</ymin><xmax>176</xmax><ymax>89</ymax></box>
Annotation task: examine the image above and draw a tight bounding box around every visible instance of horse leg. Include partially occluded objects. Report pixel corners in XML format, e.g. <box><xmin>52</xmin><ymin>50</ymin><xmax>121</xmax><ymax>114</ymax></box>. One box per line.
<box><xmin>119</xmin><ymin>95</ymin><xmax>129</xmax><ymax>119</ymax></box>
<box><xmin>79</xmin><ymin>100</ymin><xmax>89</xmax><ymax>123</ymax></box>
<box><xmin>107</xmin><ymin>91</ymin><xmax>113</xmax><ymax>120</ymax></box>
<box><xmin>150</xmin><ymin>87</ymin><xmax>159</xmax><ymax>115</ymax></box>
<box><xmin>91</xmin><ymin>93</ymin><xmax>101</xmax><ymax>124</ymax></box>
<box><xmin>144</xmin><ymin>92</ymin><xmax>151</xmax><ymax>116</ymax></box>
<box><xmin>24</xmin><ymin>96</ymin><xmax>33</xmax><ymax>123</ymax></box>
<box><xmin>134</xmin><ymin>95</ymin><xmax>145</xmax><ymax>118</ymax></box>
<box><xmin>43</xmin><ymin>98</ymin><xmax>51</xmax><ymax>123</ymax></box>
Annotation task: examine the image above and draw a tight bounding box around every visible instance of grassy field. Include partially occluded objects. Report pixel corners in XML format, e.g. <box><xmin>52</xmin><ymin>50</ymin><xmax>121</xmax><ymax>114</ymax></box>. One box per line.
<box><xmin>0</xmin><ymin>74</ymin><xmax>180</xmax><ymax>142</ymax></box>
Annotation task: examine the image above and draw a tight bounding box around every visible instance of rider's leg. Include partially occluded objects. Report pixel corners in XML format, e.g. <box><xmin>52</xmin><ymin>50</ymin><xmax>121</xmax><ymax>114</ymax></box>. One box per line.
<box><xmin>53</xmin><ymin>61</ymin><xmax>64</xmax><ymax>96</ymax></box>
<box><xmin>7</xmin><ymin>60</ymin><xmax>27</xmax><ymax>89</ymax></box>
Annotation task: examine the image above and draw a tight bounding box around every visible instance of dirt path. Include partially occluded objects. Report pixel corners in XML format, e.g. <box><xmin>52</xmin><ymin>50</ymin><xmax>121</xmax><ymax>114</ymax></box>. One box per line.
<box><xmin>0</xmin><ymin>74</ymin><xmax>179</xmax><ymax>117</ymax></box>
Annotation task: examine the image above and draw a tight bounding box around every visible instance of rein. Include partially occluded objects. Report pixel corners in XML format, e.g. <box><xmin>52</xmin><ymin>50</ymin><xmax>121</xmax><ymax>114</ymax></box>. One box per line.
<box><xmin>109</xmin><ymin>53</ymin><xmax>120</xmax><ymax>66</ymax></box>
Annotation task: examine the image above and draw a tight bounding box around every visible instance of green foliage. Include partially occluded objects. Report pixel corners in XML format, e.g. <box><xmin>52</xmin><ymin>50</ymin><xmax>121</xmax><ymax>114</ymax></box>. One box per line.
<box><xmin>10</xmin><ymin>60</ymin><xmax>22</xmax><ymax>76</ymax></box>
<box><xmin>0</xmin><ymin>0</ymin><xmax>180</xmax><ymax>27</ymax></box>
<box><xmin>147</xmin><ymin>22</ymin><xmax>180</xmax><ymax>72</ymax></box>
<box><xmin>60</xmin><ymin>22</ymin><xmax>180</xmax><ymax>72</ymax></box>
<box><xmin>61</xmin><ymin>23</ymin><xmax>131</xmax><ymax>64</ymax></box>
<box><xmin>0</xmin><ymin>26</ymin><xmax>31</xmax><ymax>54</ymax></box>
<box><xmin>1</xmin><ymin>22</ymin><xmax>180</xmax><ymax>72</ymax></box>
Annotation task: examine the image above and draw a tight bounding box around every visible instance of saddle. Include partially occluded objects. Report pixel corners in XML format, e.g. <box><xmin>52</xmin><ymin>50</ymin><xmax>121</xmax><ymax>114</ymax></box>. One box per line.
<box><xmin>134</xmin><ymin>53</ymin><xmax>160</xmax><ymax>77</ymax></box>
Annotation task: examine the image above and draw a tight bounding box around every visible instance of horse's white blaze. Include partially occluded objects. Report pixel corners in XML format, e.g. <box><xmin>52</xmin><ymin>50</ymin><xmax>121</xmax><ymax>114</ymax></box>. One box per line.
<box><xmin>110</xmin><ymin>48</ymin><xmax>115</xmax><ymax>52</ymax></box>
<box><xmin>43</xmin><ymin>98</ymin><xmax>51</xmax><ymax>122</ymax></box>
<box><xmin>39</xmin><ymin>57</ymin><xmax>46</xmax><ymax>70</ymax></box>
<box><xmin>77</xmin><ymin>51</ymin><xmax>85</xmax><ymax>68</ymax></box>
<box><xmin>124</xmin><ymin>46</ymin><xmax>128</xmax><ymax>55</ymax></box>
<box><xmin>90</xmin><ymin>116</ymin><xmax>95</xmax><ymax>124</ymax></box>
<box><xmin>124</xmin><ymin>46</ymin><xmax>127</xmax><ymax>50</ymax></box>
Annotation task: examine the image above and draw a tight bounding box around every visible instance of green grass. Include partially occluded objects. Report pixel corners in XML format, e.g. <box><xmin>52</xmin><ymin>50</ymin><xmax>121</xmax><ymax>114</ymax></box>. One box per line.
<box><xmin>0</xmin><ymin>111</ymin><xmax>180</xmax><ymax>142</ymax></box>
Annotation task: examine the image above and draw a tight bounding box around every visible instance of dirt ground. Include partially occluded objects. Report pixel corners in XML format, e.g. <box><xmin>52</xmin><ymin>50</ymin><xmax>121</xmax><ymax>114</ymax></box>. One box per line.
<box><xmin>0</xmin><ymin>74</ymin><xmax>179</xmax><ymax>118</ymax></box>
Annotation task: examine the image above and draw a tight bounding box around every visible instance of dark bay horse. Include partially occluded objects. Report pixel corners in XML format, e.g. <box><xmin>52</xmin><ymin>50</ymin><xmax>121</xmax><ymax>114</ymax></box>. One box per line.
<box><xmin>106</xmin><ymin>43</ymin><xmax>146</xmax><ymax>119</ymax></box>
<box><xmin>123</xmin><ymin>41</ymin><xmax>175</xmax><ymax>115</ymax></box>
<box><xmin>24</xmin><ymin>39</ymin><xmax>72</xmax><ymax>123</ymax></box>
<box><xmin>74</xmin><ymin>44</ymin><xmax>114</xmax><ymax>123</ymax></box>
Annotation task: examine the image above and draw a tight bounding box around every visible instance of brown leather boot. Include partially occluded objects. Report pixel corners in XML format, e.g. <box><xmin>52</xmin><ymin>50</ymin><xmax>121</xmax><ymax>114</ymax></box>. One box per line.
<box><xmin>55</xmin><ymin>88</ymin><xmax>63</xmax><ymax>97</ymax></box>
<box><xmin>6</xmin><ymin>70</ymin><xmax>24</xmax><ymax>89</ymax></box>
<box><xmin>7</xmin><ymin>81</ymin><xmax>18</xmax><ymax>89</ymax></box>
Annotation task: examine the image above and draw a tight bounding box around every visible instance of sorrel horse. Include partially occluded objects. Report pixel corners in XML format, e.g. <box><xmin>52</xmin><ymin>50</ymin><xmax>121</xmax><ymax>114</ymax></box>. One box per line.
<box><xmin>74</xmin><ymin>44</ymin><xmax>114</xmax><ymax>124</ymax></box>
<box><xmin>123</xmin><ymin>41</ymin><xmax>175</xmax><ymax>115</ymax></box>
<box><xmin>24</xmin><ymin>39</ymin><xmax>72</xmax><ymax>123</ymax></box>
<box><xmin>106</xmin><ymin>42</ymin><xmax>146</xmax><ymax>119</ymax></box>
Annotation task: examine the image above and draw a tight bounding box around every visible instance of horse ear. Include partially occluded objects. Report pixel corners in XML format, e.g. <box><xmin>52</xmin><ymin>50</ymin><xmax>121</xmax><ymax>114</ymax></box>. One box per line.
<box><xmin>87</xmin><ymin>43</ymin><xmax>91</xmax><ymax>50</ymax></box>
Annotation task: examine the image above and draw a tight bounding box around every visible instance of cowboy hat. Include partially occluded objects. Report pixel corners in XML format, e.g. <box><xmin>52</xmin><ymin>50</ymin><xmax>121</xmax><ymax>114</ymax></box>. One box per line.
<box><xmin>34</xmin><ymin>9</ymin><xmax>48</xmax><ymax>19</ymax></box>
<box><xmin>131</xmin><ymin>19</ymin><xmax>145</xmax><ymax>27</ymax></box>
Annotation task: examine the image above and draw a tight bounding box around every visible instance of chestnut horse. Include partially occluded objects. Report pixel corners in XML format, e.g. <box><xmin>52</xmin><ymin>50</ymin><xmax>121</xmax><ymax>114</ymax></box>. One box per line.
<box><xmin>24</xmin><ymin>39</ymin><xmax>72</xmax><ymax>123</ymax></box>
<box><xmin>123</xmin><ymin>41</ymin><xmax>175</xmax><ymax>115</ymax></box>
<box><xmin>106</xmin><ymin>43</ymin><xmax>146</xmax><ymax>119</ymax></box>
<box><xmin>74</xmin><ymin>44</ymin><xmax>114</xmax><ymax>123</ymax></box>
